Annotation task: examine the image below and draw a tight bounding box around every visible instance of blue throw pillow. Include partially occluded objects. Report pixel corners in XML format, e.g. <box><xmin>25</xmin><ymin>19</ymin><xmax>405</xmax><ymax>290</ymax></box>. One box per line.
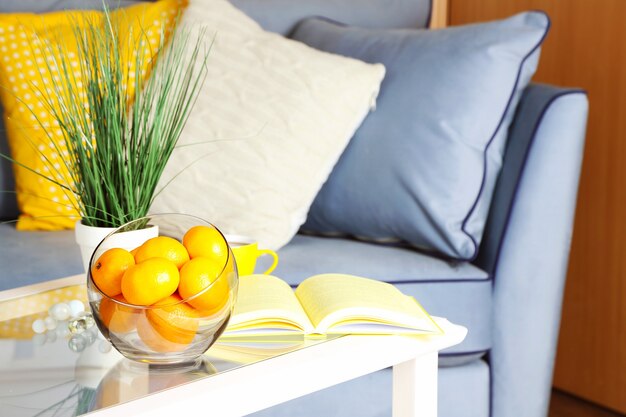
<box><xmin>293</xmin><ymin>12</ymin><xmax>549</xmax><ymax>260</ymax></box>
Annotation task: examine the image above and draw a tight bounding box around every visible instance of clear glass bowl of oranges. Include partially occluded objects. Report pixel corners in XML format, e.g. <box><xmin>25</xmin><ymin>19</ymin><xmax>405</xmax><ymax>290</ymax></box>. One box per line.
<box><xmin>87</xmin><ymin>214</ymin><xmax>238</xmax><ymax>365</ymax></box>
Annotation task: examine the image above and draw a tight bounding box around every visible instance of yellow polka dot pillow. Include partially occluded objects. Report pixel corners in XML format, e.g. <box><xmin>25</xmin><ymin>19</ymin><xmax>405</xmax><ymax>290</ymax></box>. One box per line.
<box><xmin>0</xmin><ymin>0</ymin><xmax>185</xmax><ymax>230</ymax></box>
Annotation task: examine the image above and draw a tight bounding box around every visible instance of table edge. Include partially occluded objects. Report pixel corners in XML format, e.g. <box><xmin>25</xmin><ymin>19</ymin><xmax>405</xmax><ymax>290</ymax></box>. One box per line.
<box><xmin>0</xmin><ymin>274</ymin><xmax>84</xmax><ymax>301</ymax></box>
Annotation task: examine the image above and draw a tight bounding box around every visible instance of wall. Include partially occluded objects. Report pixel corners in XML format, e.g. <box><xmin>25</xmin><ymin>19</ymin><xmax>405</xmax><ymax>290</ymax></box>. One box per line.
<box><xmin>449</xmin><ymin>0</ymin><xmax>626</xmax><ymax>413</ymax></box>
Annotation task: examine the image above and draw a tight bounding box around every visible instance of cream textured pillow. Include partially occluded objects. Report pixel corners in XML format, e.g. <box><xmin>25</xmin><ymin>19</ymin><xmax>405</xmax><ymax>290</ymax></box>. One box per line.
<box><xmin>150</xmin><ymin>0</ymin><xmax>385</xmax><ymax>249</ymax></box>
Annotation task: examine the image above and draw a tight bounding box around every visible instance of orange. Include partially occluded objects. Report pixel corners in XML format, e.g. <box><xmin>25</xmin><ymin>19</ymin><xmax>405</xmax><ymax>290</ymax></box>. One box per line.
<box><xmin>91</xmin><ymin>248</ymin><xmax>135</xmax><ymax>297</ymax></box>
<box><xmin>148</xmin><ymin>294</ymin><xmax>199</xmax><ymax>343</ymax></box>
<box><xmin>183</xmin><ymin>226</ymin><xmax>228</xmax><ymax>263</ymax></box>
<box><xmin>121</xmin><ymin>258</ymin><xmax>180</xmax><ymax>306</ymax></box>
<box><xmin>178</xmin><ymin>257</ymin><xmax>230</xmax><ymax>313</ymax></box>
<box><xmin>136</xmin><ymin>313</ymin><xmax>189</xmax><ymax>353</ymax></box>
<box><xmin>138</xmin><ymin>294</ymin><xmax>199</xmax><ymax>352</ymax></box>
<box><xmin>134</xmin><ymin>236</ymin><xmax>190</xmax><ymax>269</ymax></box>
<box><xmin>99</xmin><ymin>294</ymin><xmax>138</xmax><ymax>334</ymax></box>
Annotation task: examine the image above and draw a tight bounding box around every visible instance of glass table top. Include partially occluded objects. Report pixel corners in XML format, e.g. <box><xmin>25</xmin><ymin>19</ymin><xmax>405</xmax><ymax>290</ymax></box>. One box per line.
<box><xmin>0</xmin><ymin>281</ymin><xmax>335</xmax><ymax>416</ymax></box>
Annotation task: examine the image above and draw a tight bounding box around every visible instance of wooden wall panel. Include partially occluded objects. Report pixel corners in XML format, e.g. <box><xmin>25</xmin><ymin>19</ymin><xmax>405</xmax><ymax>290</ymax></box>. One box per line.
<box><xmin>450</xmin><ymin>0</ymin><xmax>626</xmax><ymax>413</ymax></box>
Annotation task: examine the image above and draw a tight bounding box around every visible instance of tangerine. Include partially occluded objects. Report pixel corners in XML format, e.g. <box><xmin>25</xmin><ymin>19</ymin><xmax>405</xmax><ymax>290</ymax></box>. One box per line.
<box><xmin>183</xmin><ymin>226</ymin><xmax>228</xmax><ymax>263</ymax></box>
<box><xmin>121</xmin><ymin>258</ymin><xmax>180</xmax><ymax>306</ymax></box>
<box><xmin>99</xmin><ymin>294</ymin><xmax>138</xmax><ymax>333</ymax></box>
<box><xmin>137</xmin><ymin>294</ymin><xmax>199</xmax><ymax>352</ymax></box>
<box><xmin>134</xmin><ymin>236</ymin><xmax>190</xmax><ymax>269</ymax></box>
<box><xmin>91</xmin><ymin>248</ymin><xmax>135</xmax><ymax>297</ymax></box>
<box><xmin>136</xmin><ymin>313</ymin><xmax>189</xmax><ymax>353</ymax></box>
<box><xmin>148</xmin><ymin>294</ymin><xmax>199</xmax><ymax>343</ymax></box>
<box><xmin>178</xmin><ymin>257</ymin><xmax>230</xmax><ymax>313</ymax></box>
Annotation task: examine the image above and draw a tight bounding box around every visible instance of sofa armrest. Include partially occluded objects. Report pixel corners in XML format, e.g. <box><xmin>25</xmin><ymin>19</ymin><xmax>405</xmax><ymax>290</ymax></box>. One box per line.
<box><xmin>476</xmin><ymin>83</ymin><xmax>586</xmax><ymax>274</ymax></box>
<box><xmin>475</xmin><ymin>83</ymin><xmax>588</xmax><ymax>417</ymax></box>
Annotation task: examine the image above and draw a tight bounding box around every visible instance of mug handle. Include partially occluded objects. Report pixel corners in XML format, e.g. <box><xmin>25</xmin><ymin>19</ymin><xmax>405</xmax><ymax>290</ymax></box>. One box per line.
<box><xmin>258</xmin><ymin>249</ymin><xmax>279</xmax><ymax>275</ymax></box>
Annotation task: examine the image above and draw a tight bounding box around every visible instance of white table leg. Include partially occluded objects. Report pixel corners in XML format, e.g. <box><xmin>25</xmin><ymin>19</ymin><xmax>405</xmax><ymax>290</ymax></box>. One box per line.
<box><xmin>392</xmin><ymin>351</ymin><xmax>438</xmax><ymax>417</ymax></box>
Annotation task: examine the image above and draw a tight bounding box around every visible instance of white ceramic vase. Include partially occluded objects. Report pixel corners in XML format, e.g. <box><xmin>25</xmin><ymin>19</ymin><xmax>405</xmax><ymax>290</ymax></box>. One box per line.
<box><xmin>74</xmin><ymin>220</ymin><xmax>159</xmax><ymax>272</ymax></box>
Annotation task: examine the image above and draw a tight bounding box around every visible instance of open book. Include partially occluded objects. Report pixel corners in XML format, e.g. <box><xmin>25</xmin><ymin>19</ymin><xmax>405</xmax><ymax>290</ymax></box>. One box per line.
<box><xmin>222</xmin><ymin>273</ymin><xmax>442</xmax><ymax>338</ymax></box>
<box><xmin>208</xmin><ymin>339</ymin><xmax>315</xmax><ymax>364</ymax></box>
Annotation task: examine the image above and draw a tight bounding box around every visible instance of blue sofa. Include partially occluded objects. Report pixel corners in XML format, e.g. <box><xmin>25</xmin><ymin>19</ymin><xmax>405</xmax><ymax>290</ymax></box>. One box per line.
<box><xmin>0</xmin><ymin>1</ymin><xmax>588</xmax><ymax>417</ymax></box>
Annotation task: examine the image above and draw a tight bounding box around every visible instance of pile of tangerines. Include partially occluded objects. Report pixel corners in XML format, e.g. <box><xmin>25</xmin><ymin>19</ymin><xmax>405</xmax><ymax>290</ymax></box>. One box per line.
<box><xmin>91</xmin><ymin>225</ymin><xmax>231</xmax><ymax>352</ymax></box>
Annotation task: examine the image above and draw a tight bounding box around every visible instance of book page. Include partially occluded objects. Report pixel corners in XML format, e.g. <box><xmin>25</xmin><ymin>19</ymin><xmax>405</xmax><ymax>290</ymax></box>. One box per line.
<box><xmin>295</xmin><ymin>274</ymin><xmax>441</xmax><ymax>334</ymax></box>
<box><xmin>224</xmin><ymin>275</ymin><xmax>314</xmax><ymax>335</ymax></box>
<box><xmin>209</xmin><ymin>340</ymin><xmax>308</xmax><ymax>364</ymax></box>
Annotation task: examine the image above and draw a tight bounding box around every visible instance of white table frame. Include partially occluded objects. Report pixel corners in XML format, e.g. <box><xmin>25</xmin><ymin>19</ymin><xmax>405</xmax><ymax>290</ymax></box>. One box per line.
<box><xmin>0</xmin><ymin>276</ymin><xmax>467</xmax><ymax>417</ymax></box>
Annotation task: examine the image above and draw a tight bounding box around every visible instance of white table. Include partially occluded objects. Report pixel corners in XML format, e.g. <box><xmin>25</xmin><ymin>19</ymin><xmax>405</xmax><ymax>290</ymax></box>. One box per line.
<box><xmin>0</xmin><ymin>276</ymin><xmax>466</xmax><ymax>417</ymax></box>
<box><xmin>91</xmin><ymin>321</ymin><xmax>466</xmax><ymax>417</ymax></box>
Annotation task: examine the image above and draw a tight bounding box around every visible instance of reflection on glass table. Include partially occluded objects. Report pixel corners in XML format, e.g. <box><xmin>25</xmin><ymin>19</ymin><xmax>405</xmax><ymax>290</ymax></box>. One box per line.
<box><xmin>0</xmin><ymin>309</ymin><xmax>331</xmax><ymax>417</ymax></box>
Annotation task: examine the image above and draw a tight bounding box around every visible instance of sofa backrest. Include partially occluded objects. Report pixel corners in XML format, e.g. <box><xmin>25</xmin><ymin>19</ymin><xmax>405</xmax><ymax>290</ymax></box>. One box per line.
<box><xmin>231</xmin><ymin>0</ymin><xmax>432</xmax><ymax>35</ymax></box>
<box><xmin>0</xmin><ymin>1</ymin><xmax>146</xmax><ymax>13</ymax></box>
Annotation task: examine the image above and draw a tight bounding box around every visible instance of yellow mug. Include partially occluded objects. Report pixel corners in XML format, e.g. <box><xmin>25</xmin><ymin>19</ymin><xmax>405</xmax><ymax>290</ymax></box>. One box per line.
<box><xmin>228</xmin><ymin>235</ymin><xmax>279</xmax><ymax>276</ymax></box>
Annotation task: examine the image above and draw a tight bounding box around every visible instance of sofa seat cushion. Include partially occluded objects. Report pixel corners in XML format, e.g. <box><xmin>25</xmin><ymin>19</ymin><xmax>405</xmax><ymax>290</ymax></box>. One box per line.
<box><xmin>259</xmin><ymin>234</ymin><xmax>491</xmax><ymax>360</ymax></box>
<box><xmin>250</xmin><ymin>359</ymin><xmax>490</xmax><ymax>417</ymax></box>
<box><xmin>0</xmin><ymin>224</ymin><xmax>83</xmax><ymax>291</ymax></box>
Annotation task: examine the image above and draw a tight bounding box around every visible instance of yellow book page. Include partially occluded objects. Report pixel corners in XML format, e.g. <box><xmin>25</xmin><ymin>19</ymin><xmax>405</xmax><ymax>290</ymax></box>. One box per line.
<box><xmin>225</xmin><ymin>275</ymin><xmax>314</xmax><ymax>335</ymax></box>
<box><xmin>295</xmin><ymin>274</ymin><xmax>441</xmax><ymax>334</ymax></box>
<box><xmin>208</xmin><ymin>339</ymin><xmax>329</xmax><ymax>364</ymax></box>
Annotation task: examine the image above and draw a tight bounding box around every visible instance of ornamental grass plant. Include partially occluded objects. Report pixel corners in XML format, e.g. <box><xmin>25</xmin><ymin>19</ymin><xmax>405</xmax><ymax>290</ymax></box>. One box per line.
<box><xmin>2</xmin><ymin>6</ymin><xmax>208</xmax><ymax>228</ymax></box>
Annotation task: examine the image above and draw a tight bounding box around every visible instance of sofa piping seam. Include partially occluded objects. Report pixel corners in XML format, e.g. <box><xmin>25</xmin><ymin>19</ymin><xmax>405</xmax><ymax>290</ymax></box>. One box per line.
<box><xmin>489</xmin><ymin>89</ymin><xmax>587</xmax><ymax>278</ymax></box>
<box><xmin>460</xmin><ymin>11</ymin><xmax>552</xmax><ymax>263</ymax></box>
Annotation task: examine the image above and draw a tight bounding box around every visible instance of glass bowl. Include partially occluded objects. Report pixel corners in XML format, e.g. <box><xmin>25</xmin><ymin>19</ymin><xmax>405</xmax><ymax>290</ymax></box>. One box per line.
<box><xmin>94</xmin><ymin>357</ymin><xmax>217</xmax><ymax>409</ymax></box>
<box><xmin>87</xmin><ymin>214</ymin><xmax>238</xmax><ymax>365</ymax></box>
